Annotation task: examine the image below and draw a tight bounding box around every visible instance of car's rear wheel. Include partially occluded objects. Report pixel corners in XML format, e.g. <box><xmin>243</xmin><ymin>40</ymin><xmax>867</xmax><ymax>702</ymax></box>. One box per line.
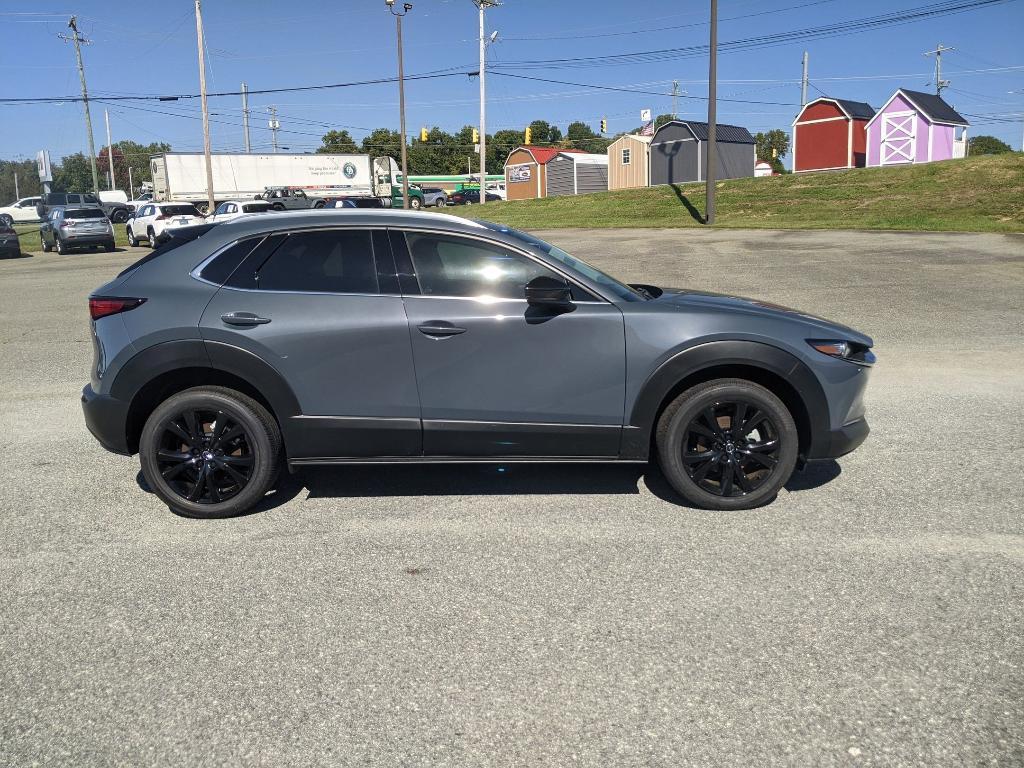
<box><xmin>126</xmin><ymin>227</ymin><xmax>138</xmax><ymax>247</ymax></box>
<box><xmin>55</xmin><ymin>236</ymin><xmax>67</xmax><ymax>255</ymax></box>
<box><xmin>139</xmin><ymin>386</ymin><xmax>282</xmax><ymax>519</ymax></box>
<box><xmin>41</xmin><ymin>236</ymin><xmax>52</xmax><ymax>253</ymax></box>
<box><xmin>146</xmin><ymin>227</ymin><xmax>156</xmax><ymax>247</ymax></box>
<box><xmin>656</xmin><ymin>379</ymin><xmax>798</xmax><ymax>510</ymax></box>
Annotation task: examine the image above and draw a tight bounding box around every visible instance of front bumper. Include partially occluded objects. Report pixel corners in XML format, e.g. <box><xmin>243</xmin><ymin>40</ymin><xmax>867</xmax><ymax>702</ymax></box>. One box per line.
<box><xmin>81</xmin><ymin>384</ymin><xmax>131</xmax><ymax>455</ymax></box>
<box><xmin>812</xmin><ymin>417</ymin><xmax>869</xmax><ymax>461</ymax></box>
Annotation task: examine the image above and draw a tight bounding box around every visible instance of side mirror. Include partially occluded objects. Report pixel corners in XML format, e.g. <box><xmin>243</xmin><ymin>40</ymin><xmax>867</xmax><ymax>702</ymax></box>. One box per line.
<box><xmin>525</xmin><ymin>275</ymin><xmax>572</xmax><ymax>308</ymax></box>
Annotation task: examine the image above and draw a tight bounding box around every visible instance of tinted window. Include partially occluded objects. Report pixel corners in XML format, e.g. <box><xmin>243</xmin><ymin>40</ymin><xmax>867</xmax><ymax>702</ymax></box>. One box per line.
<box><xmin>198</xmin><ymin>238</ymin><xmax>262</xmax><ymax>285</ymax></box>
<box><xmin>117</xmin><ymin>224</ymin><xmax>218</xmax><ymax>277</ymax></box>
<box><xmin>242</xmin><ymin>203</ymin><xmax>270</xmax><ymax>213</ymax></box>
<box><xmin>405</xmin><ymin>232</ymin><xmax>558</xmax><ymax>299</ymax></box>
<box><xmin>64</xmin><ymin>208</ymin><xmax>105</xmax><ymax>219</ymax></box>
<box><xmin>159</xmin><ymin>204</ymin><xmax>200</xmax><ymax>216</ymax></box>
<box><xmin>256</xmin><ymin>230</ymin><xmax>378</xmax><ymax>294</ymax></box>
<box><xmin>213</xmin><ymin>203</ymin><xmax>229</xmax><ymax>215</ymax></box>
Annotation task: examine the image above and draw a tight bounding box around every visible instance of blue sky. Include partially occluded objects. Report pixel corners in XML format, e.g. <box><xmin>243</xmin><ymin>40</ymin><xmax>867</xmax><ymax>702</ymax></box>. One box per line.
<box><xmin>2</xmin><ymin>0</ymin><xmax>1022</xmax><ymax>167</ymax></box>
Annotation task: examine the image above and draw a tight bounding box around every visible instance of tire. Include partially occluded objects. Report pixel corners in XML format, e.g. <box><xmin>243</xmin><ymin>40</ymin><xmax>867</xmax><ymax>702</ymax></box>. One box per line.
<box><xmin>55</xmin><ymin>236</ymin><xmax>67</xmax><ymax>255</ymax></box>
<box><xmin>104</xmin><ymin>241</ymin><xmax>115</xmax><ymax>252</ymax></box>
<box><xmin>112</xmin><ymin>209</ymin><xmax>129</xmax><ymax>224</ymax></box>
<box><xmin>139</xmin><ymin>386</ymin><xmax>282</xmax><ymax>519</ymax></box>
<box><xmin>655</xmin><ymin>378</ymin><xmax>798</xmax><ymax>511</ymax></box>
<box><xmin>409</xmin><ymin>197</ymin><xmax>422</xmax><ymax>210</ymax></box>
<box><xmin>313</xmin><ymin>200</ymin><xmax>325</xmax><ymax>209</ymax></box>
<box><xmin>147</xmin><ymin>227</ymin><xmax>156</xmax><ymax>248</ymax></box>
<box><xmin>0</xmin><ymin>214</ymin><xmax>13</xmax><ymax>227</ymax></box>
<box><xmin>272</xmin><ymin>203</ymin><xmax>285</xmax><ymax>212</ymax></box>
<box><xmin>127</xmin><ymin>227</ymin><xmax>138</xmax><ymax>247</ymax></box>
<box><xmin>41</xmin><ymin>237</ymin><xmax>52</xmax><ymax>253</ymax></box>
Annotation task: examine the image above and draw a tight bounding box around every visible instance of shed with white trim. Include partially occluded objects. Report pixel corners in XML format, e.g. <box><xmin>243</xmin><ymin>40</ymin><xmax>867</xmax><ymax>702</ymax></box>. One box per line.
<box><xmin>791</xmin><ymin>97</ymin><xmax>874</xmax><ymax>172</ymax></box>
<box><xmin>649</xmin><ymin>120</ymin><xmax>756</xmax><ymax>185</ymax></box>
<box><xmin>545</xmin><ymin>152</ymin><xmax>609</xmax><ymax>197</ymax></box>
<box><xmin>865</xmin><ymin>89</ymin><xmax>968</xmax><ymax>167</ymax></box>
<box><xmin>607</xmin><ymin>134</ymin><xmax>651</xmax><ymax>190</ymax></box>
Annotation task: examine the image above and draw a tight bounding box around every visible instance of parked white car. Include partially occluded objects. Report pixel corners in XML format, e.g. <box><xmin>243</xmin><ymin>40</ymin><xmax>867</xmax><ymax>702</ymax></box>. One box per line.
<box><xmin>486</xmin><ymin>182</ymin><xmax>507</xmax><ymax>200</ymax></box>
<box><xmin>0</xmin><ymin>196</ymin><xmax>42</xmax><ymax>224</ymax></box>
<box><xmin>206</xmin><ymin>199</ymin><xmax>274</xmax><ymax>224</ymax></box>
<box><xmin>126</xmin><ymin>202</ymin><xmax>205</xmax><ymax>247</ymax></box>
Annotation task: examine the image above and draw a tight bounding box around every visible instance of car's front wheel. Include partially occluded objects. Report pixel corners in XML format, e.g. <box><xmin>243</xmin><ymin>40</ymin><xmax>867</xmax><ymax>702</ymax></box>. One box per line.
<box><xmin>55</xmin><ymin>236</ymin><xmax>68</xmax><ymax>255</ymax></box>
<box><xmin>656</xmin><ymin>378</ymin><xmax>798</xmax><ymax>510</ymax></box>
<box><xmin>146</xmin><ymin>227</ymin><xmax>156</xmax><ymax>247</ymax></box>
<box><xmin>139</xmin><ymin>386</ymin><xmax>282</xmax><ymax>519</ymax></box>
<box><xmin>126</xmin><ymin>227</ymin><xmax>138</xmax><ymax>247</ymax></box>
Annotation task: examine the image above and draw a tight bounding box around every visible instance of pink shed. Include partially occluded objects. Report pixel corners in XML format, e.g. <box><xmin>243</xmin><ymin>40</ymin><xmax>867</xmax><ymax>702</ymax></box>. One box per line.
<box><xmin>866</xmin><ymin>89</ymin><xmax>969</xmax><ymax>167</ymax></box>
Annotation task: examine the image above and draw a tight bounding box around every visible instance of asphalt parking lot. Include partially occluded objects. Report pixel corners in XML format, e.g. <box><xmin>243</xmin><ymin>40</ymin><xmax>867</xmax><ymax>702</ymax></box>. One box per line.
<box><xmin>1</xmin><ymin>228</ymin><xmax>1022</xmax><ymax>766</ymax></box>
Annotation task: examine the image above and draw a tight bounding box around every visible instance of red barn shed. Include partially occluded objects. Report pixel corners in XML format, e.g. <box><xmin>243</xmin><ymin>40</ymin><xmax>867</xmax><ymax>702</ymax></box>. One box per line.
<box><xmin>792</xmin><ymin>97</ymin><xmax>874</xmax><ymax>173</ymax></box>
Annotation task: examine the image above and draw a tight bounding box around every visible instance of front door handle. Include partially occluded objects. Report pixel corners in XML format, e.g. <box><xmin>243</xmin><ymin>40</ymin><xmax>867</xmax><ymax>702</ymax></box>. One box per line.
<box><xmin>417</xmin><ymin>322</ymin><xmax>467</xmax><ymax>338</ymax></box>
<box><xmin>221</xmin><ymin>311</ymin><xmax>271</xmax><ymax>326</ymax></box>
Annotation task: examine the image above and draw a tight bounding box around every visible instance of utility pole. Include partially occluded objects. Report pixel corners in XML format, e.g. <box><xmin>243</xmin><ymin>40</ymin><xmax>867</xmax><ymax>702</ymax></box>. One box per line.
<box><xmin>475</xmin><ymin>1</ymin><xmax>499</xmax><ymax>206</ymax></box>
<box><xmin>672</xmin><ymin>80</ymin><xmax>680</xmax><ymax>118</ymax></box>
<box><xmin>14</xmin><ymin>172</ymin><xmax>18</xmax><ymax>199</ymax></box>
<box><xmin>104</xmin><ymin>109</ymin><xmax>115</xmax><ymax>190</ymax></box>
<box><xmin>268</xmin><ymin>106</ymin><xmax>280</xmax><ymax>152</ymax></box>
<box><xmin>194</xmin><ymin>0</ymin><xmax>216</xmax><ymax>214</ymax></box>
<box><xmin>128</xmin><ymin>166</ymin><xmax>134</xmax><ymax>200</ymax></box>
<box><xmin>705</xmin><ymin>0</ymin><xmax>718</xmax><ymax>225</ymax></box>
<box><xmin>60</xmin><ymin>17</ymin><xmax>99</xmax><ymax>193</ymax></box>
<box><xmin>386</xmin><ymin>1</ymin><xmax>413</xmax><ymax>209</ymax></box>
<box><xmin>924</xmin><ymin>43</ymin><xmax>954</xmax><ymax>95</ymax></box>
<box><xmin>800</xmin><ymin>51</ymin><xmax>809</xmax><ymax>106</ymax></box>
<box><xmin>241</xmin><ymin>82</ymin><xmax>251</xmax><ymax>152</ymax></box>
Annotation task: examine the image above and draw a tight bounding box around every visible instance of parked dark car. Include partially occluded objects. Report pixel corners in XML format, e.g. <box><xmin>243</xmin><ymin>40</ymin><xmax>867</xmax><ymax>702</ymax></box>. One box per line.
<box><xmin>0</xmin><ymin>222</ymin><xmax>21</xmax><ymax>258</ymax></box>
<box><xmin>36</xmin><ymin>192</ymin><xmax>101</xmax><ymax>221</ymax></box>
<box><xmin>40</xmin><ymin>206</ymin><xmax>115</xmax><ymax>254</ymax></box>
<box><xmin>448</xmin><ymin>189</ymin><xmax>502</xmax><ymax>205</ymax></box>
<box><xmin>82</xmin><ymin>210</ymin><xmax>874</xmax><ymax>519</ymax></box>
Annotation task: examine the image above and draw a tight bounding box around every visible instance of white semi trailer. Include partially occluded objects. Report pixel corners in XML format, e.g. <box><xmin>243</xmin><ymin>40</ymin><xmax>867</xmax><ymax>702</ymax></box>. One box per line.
<box><xmin>149</xmin><ymin>152</ymin><xmax>422</xmax><ymax>212</ymax></box>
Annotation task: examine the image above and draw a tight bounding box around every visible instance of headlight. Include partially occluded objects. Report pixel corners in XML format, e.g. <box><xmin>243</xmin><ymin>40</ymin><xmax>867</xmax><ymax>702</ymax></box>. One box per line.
<box><xmin>808</xmin><ymin>339</ymin><xmax>876</xmax><ymax>366</ymax></box>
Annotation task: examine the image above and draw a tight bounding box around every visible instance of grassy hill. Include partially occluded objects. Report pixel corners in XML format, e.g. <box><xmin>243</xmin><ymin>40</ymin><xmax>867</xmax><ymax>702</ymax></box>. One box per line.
<box><xmin>449</xmin><ymin>153</ymin><xmax>1024</xmax><ymax>232</ymax></box>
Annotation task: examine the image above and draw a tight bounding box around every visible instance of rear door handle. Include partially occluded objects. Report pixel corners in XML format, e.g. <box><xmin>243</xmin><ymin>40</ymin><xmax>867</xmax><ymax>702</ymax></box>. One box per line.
<box><xmin>417</xmin><ymin>322</ymin><xmax>467</xmax><ymax>338</ymax></box>
<box><xmin>221</xmin><ymin>311</ymin><xmax>271</xmax><ymax>326</ymax></box>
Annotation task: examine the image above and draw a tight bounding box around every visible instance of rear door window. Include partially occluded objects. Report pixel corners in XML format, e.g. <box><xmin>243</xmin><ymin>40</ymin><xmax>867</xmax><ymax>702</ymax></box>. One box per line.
<box><xmin>161</xmin><ymin>204</ymin><xmax>201</xmax><ymax>217</ymax></box>
<box><xmin>255</xmin><ymin>230</ymin><xmax>378</xmax><ymax>294</ymax></box>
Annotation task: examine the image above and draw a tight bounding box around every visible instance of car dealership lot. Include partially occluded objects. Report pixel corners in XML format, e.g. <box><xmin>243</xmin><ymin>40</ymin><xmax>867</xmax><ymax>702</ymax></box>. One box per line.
<box><xmin>1</xmin><ymin>229</ymin><xmax>1022</xmax><ymax>765</ymax></box>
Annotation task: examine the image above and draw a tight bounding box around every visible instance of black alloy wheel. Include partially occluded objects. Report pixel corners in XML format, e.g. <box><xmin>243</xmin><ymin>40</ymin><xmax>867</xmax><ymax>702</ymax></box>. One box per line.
<box><xmin>681</xmin><ymin>401</ymin><xmax>782</xmax><ymax>498</ymax></box>
<box><xmin>156</xmin><ymin>407</ymin><xmax>254</xmax><ymax>505</ymax></box>
<box><xmin>656</xmin><ymin>378</ymin><xmax>798</xmax><ymax>510</ymax></box>
<box><xmin>140</xmin><ymin>386</ymin><xmax>281</xmax><ymax>518</ymax></box>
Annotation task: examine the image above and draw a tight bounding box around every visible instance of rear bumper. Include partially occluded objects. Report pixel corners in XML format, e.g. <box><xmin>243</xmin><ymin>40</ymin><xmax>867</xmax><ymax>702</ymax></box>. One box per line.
<box><xmin>0</xmin><ymin>242</ymin><xmax>21</xmax><ymax>256</ymax></box>
<box><xmin>81</xmin><ymin>384</ymin><xmax>131</xmax><ymax>455</ymax></box>
<box><xmin>62</xmin><ymin>233</ymin><xmax>114</xmax><ymax>247</ymax></box>
<box><xmin>810</xmin><ymin>417</ymin><xmax>869</xmax><ymax>461</ymax></box>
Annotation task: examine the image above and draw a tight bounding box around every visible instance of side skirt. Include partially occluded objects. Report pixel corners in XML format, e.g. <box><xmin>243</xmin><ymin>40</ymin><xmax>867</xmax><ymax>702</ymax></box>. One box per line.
<box><xmin>289</xmin><ymin>456</ymin><xmax>648</xmax><ymax>468</ymax></box>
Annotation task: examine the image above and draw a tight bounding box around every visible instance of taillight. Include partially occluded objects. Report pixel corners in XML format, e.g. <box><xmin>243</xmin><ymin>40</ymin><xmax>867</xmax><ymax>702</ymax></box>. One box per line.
<box><xmin>155</xmin><ymin>214</ymin><xmax>169</xmax><ymax>220</ymax></box>
<box><xmin>61</xmin><ymin>220</ymin><xmax>76</xmax><ymax>228</ymax></box>
<box><xmin>89</xmin><ymin>296</ymin><xmax>146</xmax><ymax>320</ymax></box>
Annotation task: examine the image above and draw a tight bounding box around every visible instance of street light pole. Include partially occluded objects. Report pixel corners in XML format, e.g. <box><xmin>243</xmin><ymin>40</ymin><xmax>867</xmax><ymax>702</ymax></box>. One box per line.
<box><xmin>705</xmin><ymin>0</ymin><xmax>718</xmax><ymax>226</ymax></box>
<box><xmin>387</xmin><ymin>1</ymin><xmax>413</xmax><ymax>210</ymax></box>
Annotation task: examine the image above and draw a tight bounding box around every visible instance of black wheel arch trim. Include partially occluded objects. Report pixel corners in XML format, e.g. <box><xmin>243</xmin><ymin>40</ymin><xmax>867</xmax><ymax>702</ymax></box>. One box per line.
<box><xmin>622</xmin><ymin>340</ymin><xmax>831</xmax><ymax>461</ymax></box>
<box><xmin>108</xmin><ymin>339</ymin><xmax>303</xmax><ymax>453</ymax></box>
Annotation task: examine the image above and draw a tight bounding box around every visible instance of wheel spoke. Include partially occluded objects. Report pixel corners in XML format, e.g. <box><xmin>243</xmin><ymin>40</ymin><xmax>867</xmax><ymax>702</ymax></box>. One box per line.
<box><xmin>209</xmin><ymin>410</ymin><xmax>229</xmax><ymax>448</ymax></box>
<box><xmin>207</xmin><ymin>471</ymin><xmax>222</xmax><ymax>503</ymax></box>
<box><xmin>743</xmin><ymin>450</ymin><xmax>778</xmax><ymax>469</ymax></box>
<box><xmin>732</xmin><ymin>402</ymin><xmax>747</xmax><ymax>434</ymax></box>
<box><xmin>683</xmin><ymin>450</ymin><xmax>717</xmax><ymax>464</ymax></box>
<box><xmin>184</xmin><ymin>410</ymin><xmax>204</xmax><ymax>446</ymax></box>
<box><xmin>157</xmin><ymin>449</ymin><xmax>191</xmax><ymax>463</ymax></box>
<box><xmin>746</xmin><ymin>439</ymin><xmax>779</xmax><ymax>453</ymax></box>
<box><xmin>165</xmin><ymin>419</ymin><xmax>194</xmax><ymax>447</ymax></box>
<box><xmin>220</xmin><ymin>454</ymin><xmax>253</xmax><ymax>467</ymax></box>
<box><xmin>733</xmin><ymin>462</ymin><xmax>753</xmax><ymax>492</ymax></box>
<box><xmin>187</xmin><ymin>465</ymin><xmax>208</xmax><ymax>501</ymax></box>
<box><xmin>720</xmin><ymin>461</ymin><xmax>734</xmax><ymax>496</ymax></box>
<box><xmin>693</xmin><ymin>455</ymin><xmax>718</xmax><ymax>482</ymax></box>
<box><xmin>216</xmin><ymin>459</ymin><xmax>248</xmax><ymax>487</ymax></box>
<box><xmin>215</xmin><ymin>424</ymin><xmax>245</xmax><ymax>449</ymax></box>
<box><xmin>702</xmin><ymin>408</ymin><xmax>724</xmax><ymax>438</ymax></box>
<box><xmin>162</xmin><ymin>461</ymin><xmax>191</xmax><ymax>480</ymax></box>
<box><xmin>687</xmin><ymin>422</ymin><xmax>717</xmax><ymax>440</ymax></box>
<box><xmin>738</xmin><ymin>409</ymin><xmax>766</xmax><ymax>437</ymax></box>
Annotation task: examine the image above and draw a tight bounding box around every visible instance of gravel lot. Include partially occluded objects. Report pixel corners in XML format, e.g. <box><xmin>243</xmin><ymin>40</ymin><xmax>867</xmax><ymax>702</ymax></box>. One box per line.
<box><xmin>1</xmin><ymin>228</ymin><xmax>1022</xmax><ymax>766</ymax></box>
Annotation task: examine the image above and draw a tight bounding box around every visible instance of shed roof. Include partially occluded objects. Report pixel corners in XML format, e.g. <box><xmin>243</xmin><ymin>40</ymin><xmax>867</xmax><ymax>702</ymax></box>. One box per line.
<box><xmin>833</xmin><ymin>98</ymin><xmax>875</xmax><ymax>119</ymax></box>
<box><xmin>508</xmin><ymin>146</ymin><xmax>586</xmax><ymax>165</ymax></box>
<box><xmin>898</xmin><ymin>89</ymin><xmax>969</xmax><ymax>125</ymax></box>
<box><xmin>653</xmin><ymin>120</ymin><xmax>756</xmax><ymax>144</ymax></box>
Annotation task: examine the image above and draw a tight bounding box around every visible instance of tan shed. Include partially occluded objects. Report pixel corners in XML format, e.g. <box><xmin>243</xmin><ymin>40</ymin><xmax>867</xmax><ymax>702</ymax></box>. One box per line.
<box><xmin>503</xmin><ymin>146</ymin><xmax>585</xmax><ymax>200</ymax></box>
<box><xmin>607</xmin><ymin>134</ymin><xmax>651</xmax><ymax>190</ymax></box>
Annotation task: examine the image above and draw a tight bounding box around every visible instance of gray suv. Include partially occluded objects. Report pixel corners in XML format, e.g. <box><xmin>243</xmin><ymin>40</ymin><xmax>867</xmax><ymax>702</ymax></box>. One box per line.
<box><xmin>82</xmin><ymin>211</ymin><xmax>874</xmax><ymax>518</ymax></box>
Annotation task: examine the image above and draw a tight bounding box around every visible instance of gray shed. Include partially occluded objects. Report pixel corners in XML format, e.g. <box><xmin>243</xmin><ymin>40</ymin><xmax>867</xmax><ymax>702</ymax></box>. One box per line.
<box><xmin>546</xmin><ymin>152</ymin><xmax>609</xmax><ymax>197</ymax></box>
<box><xmin>649</xmin><ymin>120</ymin><xmax>756</xmax><ymax>185</ymax></box>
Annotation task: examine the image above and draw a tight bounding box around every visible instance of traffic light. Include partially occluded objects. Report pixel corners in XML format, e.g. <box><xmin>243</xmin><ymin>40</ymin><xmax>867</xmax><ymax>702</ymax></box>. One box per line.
<box><xmin>524</xmin><ymin>126</ymin><xmax>532</xmax><ymax>144</ymax></box>
<box><xmin>420</xmin><ymin>126</ymin><xmax>428</xmax><ymax>142</ymax></box>
<box><xmin>600</xmin><ymin>117</ymin><xmax>607</xmax><ymax>134</ymax></box>
<box><xmin>472</xmin><ymin>127</ymin><xmax>479</xmax><ymax>144</ymax></box>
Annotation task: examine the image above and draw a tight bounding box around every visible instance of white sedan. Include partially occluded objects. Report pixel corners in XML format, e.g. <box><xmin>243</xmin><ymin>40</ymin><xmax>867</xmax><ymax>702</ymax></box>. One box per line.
<box><xmin>126</xmin><ymin>202</ymin><xmax>205</xmax><ymax>247</ymax></box>
<box><xmin>0</xmin><ymin>197</ymin><xmax>42</xmax><ymax>225</ymax></box>
<box><xmin>206</xmin><ymin>199</ymin><xmax>274</xmax><ymax>224</ymax></box>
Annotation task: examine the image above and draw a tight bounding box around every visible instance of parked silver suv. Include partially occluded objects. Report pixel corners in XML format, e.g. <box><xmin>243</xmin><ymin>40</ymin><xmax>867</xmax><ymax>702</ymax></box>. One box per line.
<box><xmin>40</xmin><ymin>206</ymin><xmax>115</xmax><ymax>254</ymax></box>
<box><xmin>82</xmin><ymin>210</ymin><xmax>874</xmax><ymax>518</ymax></box>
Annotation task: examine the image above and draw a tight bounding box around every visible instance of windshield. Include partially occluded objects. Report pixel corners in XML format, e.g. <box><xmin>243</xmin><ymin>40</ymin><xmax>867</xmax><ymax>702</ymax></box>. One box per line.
<box><xmin>478</xmin><ymin>221</ymin><xmax>645</xmax><ymax>302</ymax></box>
<box><xmin>65</xmin><ymin>208</ymin><xmax>106</xmax><ymax>219</ymax></box>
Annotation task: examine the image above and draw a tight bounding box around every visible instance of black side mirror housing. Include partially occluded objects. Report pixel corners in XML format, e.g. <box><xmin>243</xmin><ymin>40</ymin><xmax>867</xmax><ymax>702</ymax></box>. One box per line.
<box><xmin>525</xmin><ymin>275</ymin><xmax>573</xmax><ymax>308</ymax></box>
